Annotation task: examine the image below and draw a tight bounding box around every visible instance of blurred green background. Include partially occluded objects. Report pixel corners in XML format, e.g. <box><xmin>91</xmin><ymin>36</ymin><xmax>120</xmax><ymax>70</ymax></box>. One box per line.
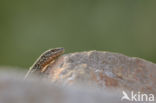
<box><xmin>0</xmin><ymin>0</ymin><xmax>156</xmax><ymax>69</ymax></box>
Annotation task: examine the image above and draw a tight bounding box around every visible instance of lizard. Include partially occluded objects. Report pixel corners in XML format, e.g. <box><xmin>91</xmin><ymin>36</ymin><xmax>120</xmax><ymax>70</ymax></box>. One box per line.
<box><xmin>24</xmin><ymin>47</ymin><xmax>64</xmax><ymax>79</ymax></box>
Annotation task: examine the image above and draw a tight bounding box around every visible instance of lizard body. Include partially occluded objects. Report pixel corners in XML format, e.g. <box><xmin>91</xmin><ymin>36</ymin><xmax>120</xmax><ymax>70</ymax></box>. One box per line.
<box><xmin>24</xmin><ymin>47</ymin><xmax>64</xmax><ymax>79</ymax></box>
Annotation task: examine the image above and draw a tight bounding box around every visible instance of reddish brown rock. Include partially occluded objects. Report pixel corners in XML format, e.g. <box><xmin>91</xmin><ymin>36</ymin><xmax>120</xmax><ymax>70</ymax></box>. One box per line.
<box><xmin>1</xmin><ymin>50</ymin><xmax>156</xmax><ymax>103</ymax></box>
<box><xmin>45</xmin><ymin>51</ymin><xmax>156</xmax><ymax>95</ymax></box>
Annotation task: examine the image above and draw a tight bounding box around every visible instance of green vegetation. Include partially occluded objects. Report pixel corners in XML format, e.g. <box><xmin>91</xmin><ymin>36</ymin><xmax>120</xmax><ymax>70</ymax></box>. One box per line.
<box><xmin>0</xmin><ymin>0</ymin><xmax>156</xmax><ymax>68</ymax></box>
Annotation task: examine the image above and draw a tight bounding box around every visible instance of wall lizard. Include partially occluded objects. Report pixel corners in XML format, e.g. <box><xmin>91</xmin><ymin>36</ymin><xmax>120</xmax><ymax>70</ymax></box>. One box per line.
<box><xmin>24</xmin><ymin>47</ymin><xmax>64</xmax><ymax>79</ymax></box>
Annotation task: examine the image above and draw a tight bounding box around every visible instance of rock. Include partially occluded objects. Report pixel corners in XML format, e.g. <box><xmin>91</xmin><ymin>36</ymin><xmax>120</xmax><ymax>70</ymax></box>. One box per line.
<box><xmin>0</xmin><ymin>51</ymin><xmax>156</xmax><ymax>103</ymax></box>
<box><xmin>45</xmin><ymin>51</ymin><xmax>156</xmax><ymax>95</ymax></box>
<box><xmin>0</xmin><ymin>71</ymin><xmax>124</xmax><ymax>103</ymax></box>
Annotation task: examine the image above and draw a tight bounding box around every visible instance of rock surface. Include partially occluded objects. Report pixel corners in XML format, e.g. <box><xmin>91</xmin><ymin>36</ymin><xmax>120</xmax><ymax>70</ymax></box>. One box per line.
<box><xmin>0</xmin><ymin>71</ymin><xmax>125</xmax><ymax>103</ymax></box>
<box><xmin>0</xmin><ymin>51</ymin><xmax>156</xmax><ymax>103</ymax></box>
<box><xmin>45</xmin><ymin>51</ymin><xmax>156</xmax><ymax>95</ymax></box>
